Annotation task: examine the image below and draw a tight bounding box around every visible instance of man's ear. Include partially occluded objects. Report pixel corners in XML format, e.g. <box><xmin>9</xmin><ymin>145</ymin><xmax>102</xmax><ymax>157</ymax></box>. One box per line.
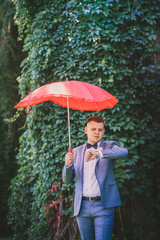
<box><xmin>84</xmin><ymin>126</ymin><xmax>87</xmax><ymax>134</ymax></box>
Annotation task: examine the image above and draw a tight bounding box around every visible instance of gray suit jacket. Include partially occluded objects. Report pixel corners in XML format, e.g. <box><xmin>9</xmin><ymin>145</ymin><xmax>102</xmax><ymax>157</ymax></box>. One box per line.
<box><xmin>62</xmin><ymin>140</ymin><xmax>128</xmax><ymax>216</ymax></box>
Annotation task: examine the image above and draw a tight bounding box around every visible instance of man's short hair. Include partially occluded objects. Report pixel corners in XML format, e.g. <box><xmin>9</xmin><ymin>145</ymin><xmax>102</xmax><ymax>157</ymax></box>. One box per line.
<box><xmin>87</xmin><ymin>115</ymin><xmax>104</xmax><ymax>125</ymax></box>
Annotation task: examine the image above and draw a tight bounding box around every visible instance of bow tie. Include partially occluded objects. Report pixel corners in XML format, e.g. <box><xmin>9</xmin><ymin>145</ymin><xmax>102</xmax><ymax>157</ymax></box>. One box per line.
<box><xmin>87</xmin><ymin>143</ymin><xmax>98</xmax><ymax>149</ymax></box>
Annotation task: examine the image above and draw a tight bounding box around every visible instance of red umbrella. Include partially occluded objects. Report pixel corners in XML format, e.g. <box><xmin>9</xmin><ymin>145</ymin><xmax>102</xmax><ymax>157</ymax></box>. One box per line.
<box><xmin>14</xmin><ymin>80</ymin><xmax>118</xmax><ymax>152</ymax></box>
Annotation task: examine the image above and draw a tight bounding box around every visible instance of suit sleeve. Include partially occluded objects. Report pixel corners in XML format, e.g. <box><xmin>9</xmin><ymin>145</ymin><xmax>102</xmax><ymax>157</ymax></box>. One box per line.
<box><xmin>101</xmin><ymin>141</ymin><xmax>128</xmax><ymax>160</ymax></box>
<box><xmin>62</xmin><ymin>164</ymin><xmax>75</xmax><ymax>184</ymax></box>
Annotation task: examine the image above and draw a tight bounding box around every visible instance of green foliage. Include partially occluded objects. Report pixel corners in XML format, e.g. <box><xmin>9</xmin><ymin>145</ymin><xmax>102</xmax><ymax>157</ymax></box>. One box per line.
<box><xmin>8</xmin><ymin>0</ymin><xmax>160</xmax><ymax>240</ymax></box>
<box><xmin>0</xmin><ymin>238</ymin><xmax>12</xmax><ymax>240</ymax></box>
<box><xmin>0</xmin><ymin>0</ymin><xmax>23</xmax><ymax>236</ymax></box>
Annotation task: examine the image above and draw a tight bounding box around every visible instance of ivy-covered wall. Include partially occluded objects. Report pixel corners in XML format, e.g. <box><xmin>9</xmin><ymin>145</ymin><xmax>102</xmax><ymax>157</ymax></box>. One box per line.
<box><xmin>7</xmin><ymin>0</ymin><xmax>160</xmax><ymax>239</ymax></box>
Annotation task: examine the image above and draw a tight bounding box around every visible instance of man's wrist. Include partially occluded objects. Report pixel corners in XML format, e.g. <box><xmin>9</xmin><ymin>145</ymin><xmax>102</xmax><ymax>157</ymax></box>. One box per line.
<box><xmin>96</xmin><ymin>150</ymin><xmax>103</xmax><ymax>158</ymax></box>
<box><xmin>66</xmin><ymin>163</ymin><xmax>72</xmax><ymax>168</ymax></box>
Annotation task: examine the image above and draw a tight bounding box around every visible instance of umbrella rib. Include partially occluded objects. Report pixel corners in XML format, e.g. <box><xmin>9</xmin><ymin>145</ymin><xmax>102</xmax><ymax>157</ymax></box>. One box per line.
<box><xmin>15</xmin><ymin>94</ymin><xmax>117</xmax><ymax>111</ymax></box>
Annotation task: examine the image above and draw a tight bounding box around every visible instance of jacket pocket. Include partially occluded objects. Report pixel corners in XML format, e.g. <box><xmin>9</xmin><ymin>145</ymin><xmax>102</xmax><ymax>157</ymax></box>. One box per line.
<box><xmin>108</xmin><ymin>179</ymin><xmax>116</xmax><ymax>185</ymax></box>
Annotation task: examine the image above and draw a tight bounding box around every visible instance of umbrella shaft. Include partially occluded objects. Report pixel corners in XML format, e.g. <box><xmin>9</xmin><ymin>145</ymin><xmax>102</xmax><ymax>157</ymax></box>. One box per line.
<box><xmin>67</xmin><ymin>97</ymin><xmax>71</xmax><ymax>148</ymax></box>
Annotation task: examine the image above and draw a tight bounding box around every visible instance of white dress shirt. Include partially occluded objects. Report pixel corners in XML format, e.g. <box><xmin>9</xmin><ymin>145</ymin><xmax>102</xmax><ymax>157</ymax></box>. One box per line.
<box><xmin>83</xmin><ymin>142</ymin><xmax>102</xmax><ymax>197</ymax></box>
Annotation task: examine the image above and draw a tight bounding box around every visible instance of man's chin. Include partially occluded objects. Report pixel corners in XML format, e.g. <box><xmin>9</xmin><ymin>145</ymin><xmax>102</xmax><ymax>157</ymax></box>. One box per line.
<box><xmin>94</xmin><ymin>138</ymin><xmax>102</xmax><ymax>143</ymax></box>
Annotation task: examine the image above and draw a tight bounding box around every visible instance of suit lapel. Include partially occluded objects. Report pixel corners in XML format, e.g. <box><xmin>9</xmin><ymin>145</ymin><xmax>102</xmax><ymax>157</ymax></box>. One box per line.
<box><xmin>99</xmin><ymin>140</ymin><xmax>106</xmax><ymax>149</ymax></box>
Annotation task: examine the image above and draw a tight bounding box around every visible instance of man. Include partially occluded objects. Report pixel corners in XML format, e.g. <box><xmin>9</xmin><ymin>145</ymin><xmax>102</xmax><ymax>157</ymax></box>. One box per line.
<box><xmin>62</xmin><ymin>115</ymin><xmax>128</xmax><ymax>240</ymax></box>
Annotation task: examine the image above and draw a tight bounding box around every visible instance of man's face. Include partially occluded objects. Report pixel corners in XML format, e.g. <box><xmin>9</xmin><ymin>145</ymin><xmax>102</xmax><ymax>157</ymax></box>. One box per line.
<box><xmin>84</xmin><ymin>121</ymin><xmax>105</xmax><ymax>145</ymax></box>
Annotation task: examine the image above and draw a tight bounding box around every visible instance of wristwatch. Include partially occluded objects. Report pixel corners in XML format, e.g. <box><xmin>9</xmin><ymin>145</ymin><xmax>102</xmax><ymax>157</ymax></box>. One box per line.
<box><xmin>96</xmin><ymin>151</ymin><xmax>99</xmax><ymax>158</ymax></box>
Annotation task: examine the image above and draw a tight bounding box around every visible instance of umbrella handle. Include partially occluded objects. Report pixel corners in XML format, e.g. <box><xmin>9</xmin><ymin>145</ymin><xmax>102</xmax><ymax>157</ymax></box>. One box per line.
<box><xmin>69</xmin><ymin>147</ymin><xmax>72</xmax><ymax>153</ymax></box>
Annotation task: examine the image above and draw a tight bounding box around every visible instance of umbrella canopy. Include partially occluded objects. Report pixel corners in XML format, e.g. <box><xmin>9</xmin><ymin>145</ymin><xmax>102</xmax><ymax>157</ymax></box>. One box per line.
<box><xmin>14</xmin><ymin>81</ymin><xmax>118</xmax><ymax>111</ymax></box>
<box><xmin>15</xmin><ymin>81</ymin><xmax>118</xmax><ymax>152</ymax></box>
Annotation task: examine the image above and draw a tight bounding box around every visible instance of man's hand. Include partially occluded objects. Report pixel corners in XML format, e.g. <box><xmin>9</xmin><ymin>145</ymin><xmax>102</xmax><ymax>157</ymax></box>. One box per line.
<box><xmin>84</xmin><ymin>149</ymin><xmax>100</xmax><ymax>162</ymax></box>
<box><xmin>65</xmin><ymin>152</ymin><xmax>74</xmax><ymax>167</ymax></box>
